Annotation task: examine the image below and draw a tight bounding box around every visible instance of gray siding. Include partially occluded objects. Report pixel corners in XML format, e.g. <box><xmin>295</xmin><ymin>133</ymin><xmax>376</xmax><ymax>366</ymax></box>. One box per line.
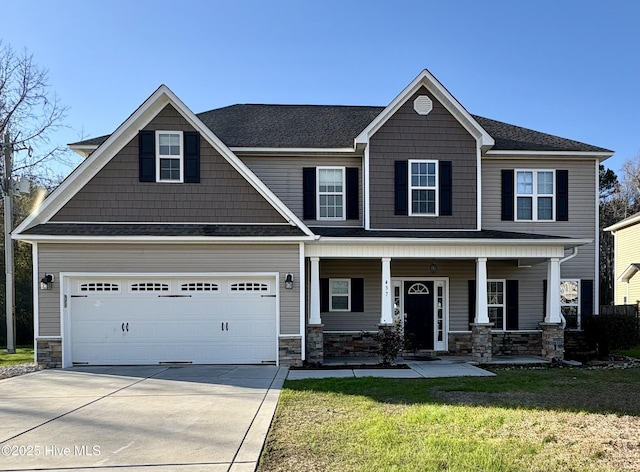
<box><xmin>482</xmin><ymin>158</ymin><xmax>598</xmax><ymax>309</ymax></box>
<box><xmin>319</xmin><ymin>259</ymin><xmax>380</xmax><ymax>331</ymax></box>
<box><xmin>37</xmin><ymin>243</ymin><xmax>300</xmax><ymax>336</ymax></box>
<box><xmin>369</xmin><ymin>87</ymin><xmax>478</xmax><ymax>229</ymax></box>
<box><xmin>241</xmin><ymin>155</ymin><xmax>363</xmax><ymax>226</ymax></box>
<box><xmin>52</xmin><ymin>105</ymin><xmax>285</xmax><ymax>224</ymax></box>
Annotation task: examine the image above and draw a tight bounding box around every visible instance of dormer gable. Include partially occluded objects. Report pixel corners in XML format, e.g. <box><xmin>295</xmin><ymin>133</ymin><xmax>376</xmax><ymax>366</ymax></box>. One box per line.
<box><xmin>14</xmin><ymin>85</ymin><xmax>313</xmax><ymax>237</ymax></box>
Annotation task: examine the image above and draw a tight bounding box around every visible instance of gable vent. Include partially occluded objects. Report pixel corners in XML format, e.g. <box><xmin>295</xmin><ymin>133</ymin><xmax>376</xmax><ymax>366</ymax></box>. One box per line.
<box><xmin>413</xmin><ymin>96</ymin><xmax>433</xmax><ymax>116</ymax></box>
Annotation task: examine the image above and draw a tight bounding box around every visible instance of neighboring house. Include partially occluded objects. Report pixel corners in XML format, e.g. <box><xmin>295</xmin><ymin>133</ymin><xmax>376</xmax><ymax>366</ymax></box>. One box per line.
<box><xmin>13</xmin><ymin>70</ymin><xmax>613</xmax><ymax>368</ymax></box>
<box><xmin>605</xmin><ymin>212</ymin><xmax>640</xmax><ymax>306</ymax></box>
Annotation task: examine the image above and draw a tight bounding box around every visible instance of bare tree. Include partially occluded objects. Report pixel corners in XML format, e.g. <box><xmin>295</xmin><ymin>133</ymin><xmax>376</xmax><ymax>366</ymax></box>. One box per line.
<box><xmin>0</xmin><ymin>41</ymin><xmax>71</xmax><ymax>181</ymax></box>
<box><xmin>600</xmin><ymin>155</ymin><xmax>640</xmax><ymax>306</ymax></box>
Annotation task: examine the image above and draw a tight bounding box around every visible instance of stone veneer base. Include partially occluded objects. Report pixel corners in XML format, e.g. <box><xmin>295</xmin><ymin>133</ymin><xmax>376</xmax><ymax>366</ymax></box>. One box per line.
<box><xmin>470</xmin><ymin>323</ymin><xmax>494</xmax><ymax>363</ymax></box>
<box><xmin>278</xmin><ymin>337</ymin><xmax>302</xmax><ymax>366</ymax></box>
<box><xmin>36</xmin><ymin>338</ymin><xmax>62</xmax><ymax>368</ymax></box>
<box><xmin>306</xmin><ymin>325</ymin><xmax>324</xmax><ymax>365</ymax></box>
<box><xmin>540</xmin><ymin>322</ymin><xmax>565</xmax><ymax>361</ymax></box>
<box><xmin>324</xmin><ymin>331</ymin><xmax>380</xmax><ymax>357</ymax></box>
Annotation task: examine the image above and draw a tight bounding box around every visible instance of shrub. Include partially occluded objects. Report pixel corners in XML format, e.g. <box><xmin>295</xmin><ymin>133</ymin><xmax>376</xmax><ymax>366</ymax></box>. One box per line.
<box><xmin>584</xmin><ymin>313</ymin><xmax>640</xmax><ymax>358</ymax></box>
<box><xmin>372</xmin><ymin>325</ymin><xmax>404</xmax><ymax>366</ymax></box>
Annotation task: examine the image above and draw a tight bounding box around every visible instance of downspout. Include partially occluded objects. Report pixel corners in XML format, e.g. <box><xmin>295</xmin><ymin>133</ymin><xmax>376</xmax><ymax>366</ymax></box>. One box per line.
<box><xmin>560</xmin><ymin>247</ymin><xmax>579</xmax><ymax>265</ymax></box>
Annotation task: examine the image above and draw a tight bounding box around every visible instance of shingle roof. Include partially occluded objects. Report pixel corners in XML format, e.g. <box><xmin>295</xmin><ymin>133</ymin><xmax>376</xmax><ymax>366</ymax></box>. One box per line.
<box><xmin>69</xmin><ymin>104</ymin><xmax>611</xmax><ymax>153</ymax></box>
<box><xmin>311</xmin><ymin>227</ymin><xmax>571</xmax><ymax>240</ymax></box>
<box><xmin>22</xmin><ymin>223</ymin><xmax>305</xmax><ymax>237</ymax></box>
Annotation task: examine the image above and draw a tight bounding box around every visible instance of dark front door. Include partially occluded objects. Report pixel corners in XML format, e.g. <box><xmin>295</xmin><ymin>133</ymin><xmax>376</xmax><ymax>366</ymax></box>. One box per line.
<box><xmin>404</xmin><ymin>281</ymin><xmax>434</xmax><ymax>350</ymax></box>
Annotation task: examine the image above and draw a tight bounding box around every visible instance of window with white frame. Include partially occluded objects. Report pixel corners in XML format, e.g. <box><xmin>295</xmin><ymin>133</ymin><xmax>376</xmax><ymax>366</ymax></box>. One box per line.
<box><xmin>329</xmin><ymin>279</ymin><xmax>350</xmax><ymax>311</ymax></box>
<box><xmin>317</xmin><ymin>167</ymin><xmax>345</xmax><ymax>220</ymax></box>
<box><xmin>560</xmin><ymin>279</ymin><xmax>580</xmax><ymax>329</ymax></box>
<box><xmin>487</xmin><ymin>280</ymin><xmax>505</xmax><ymax>330</ymax></box>
<box><xmin>156</xmin><ymin>131</ymin><xmax>183</xmax><ymax>182</ymax></box>
<box><xmin>409</xmin><ymin>160</ymin><xmax>438</xmax><ymax>216</ymax></box>
<box><xmin>516</xmin><ymin>170</ymin><xmax>554</xmax><ymax>221</ymax></box>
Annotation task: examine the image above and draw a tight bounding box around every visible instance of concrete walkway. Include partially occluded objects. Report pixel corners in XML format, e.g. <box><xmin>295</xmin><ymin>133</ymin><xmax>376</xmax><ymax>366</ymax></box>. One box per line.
<box><xmin>287</xmin><ymin>356</ymin><xmax>500</xmax><ymax>380</ymax></box>
<box><xmin>0</xmin><ymin>365</ymin><xmax>288</xmax><ymax>471</ymax></box>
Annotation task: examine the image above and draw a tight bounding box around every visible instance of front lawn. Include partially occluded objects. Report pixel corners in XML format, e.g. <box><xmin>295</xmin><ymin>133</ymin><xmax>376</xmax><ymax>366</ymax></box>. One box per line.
<box><xmin>258</xmin><ymin>367</ymin><xmax>640</xmax><ymax>472</ymax></box>
<box><xmin>0</xmin><ymin>346</ymin><xmax>34</xmax><ymax>366</ymax></box>
<box><xmin>617</xmin><ymin>345</ymin><xmax>640</xmax><ymax>359</ymax></box>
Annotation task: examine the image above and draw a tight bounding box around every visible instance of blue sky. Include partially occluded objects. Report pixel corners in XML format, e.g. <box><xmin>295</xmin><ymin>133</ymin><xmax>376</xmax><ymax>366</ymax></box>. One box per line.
<box><xmin>3</xmin><ymin>0</ymin><xmax>639</xmax><ymax>176</ymax></box>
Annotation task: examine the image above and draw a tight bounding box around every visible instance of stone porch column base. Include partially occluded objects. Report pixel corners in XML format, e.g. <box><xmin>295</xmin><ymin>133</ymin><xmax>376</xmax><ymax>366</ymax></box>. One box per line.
<box><xmin>470</xmin><ymin>323</ymin><xmax>494</xmax><ymax>364</ymax></box>
<box><xmin>306</xmin><ymin>324</ymin><xmax>324</xmax><ymax>366</ymax></box>
<box><xmin>540</xmin><ymin>322</ymin><xmax>564</xmax><ymax>362</ymax></box>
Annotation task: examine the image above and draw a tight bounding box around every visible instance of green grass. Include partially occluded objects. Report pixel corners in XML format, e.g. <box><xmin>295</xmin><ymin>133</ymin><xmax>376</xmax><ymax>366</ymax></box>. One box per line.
<box><xmin>617</xmin><ymin>344</ymin><xmax>640</xmax><ymax>359</ymax></box>
<box><xmin>258</xmin><ymin>367</ymin><xmax>640</xmax><ymax>472</ymax></box>
<box><xmin>0</xmin><ymin>346</ymin><xmax>34</xmax><ymax>365</ymax></box>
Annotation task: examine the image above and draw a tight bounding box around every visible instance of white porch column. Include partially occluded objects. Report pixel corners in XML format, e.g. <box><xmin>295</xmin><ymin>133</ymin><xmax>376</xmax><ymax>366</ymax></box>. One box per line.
<box><xmin>380</xmin><ymin>257</ymin><xmax>393</xmax><ymax>324</ymax></box>
<box><xmin>309</xmin><ymin>257</ymin><xmax>322</xmax><ymax>325</ymax></box>
<box><xmin>475</xmin><ymin>257</ymin><xmax>490</xmax><ymax>324</ymax></box>
<box><xmin>545</xmin><ymin>257</ymin><xmax>561</xmax><ymax>323</ymax></box>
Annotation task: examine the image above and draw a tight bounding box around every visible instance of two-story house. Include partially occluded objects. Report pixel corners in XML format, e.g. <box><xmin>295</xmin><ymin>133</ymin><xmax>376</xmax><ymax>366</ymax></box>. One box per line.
<box><xmin>605</xmin><ymin>211</ymin><xmax>640</xmax><ymax>306</ymax></box>
<box><xmin>14</xmin><ymin>70</ymin><xmax>612</xmax><ymax>368</ymax></box>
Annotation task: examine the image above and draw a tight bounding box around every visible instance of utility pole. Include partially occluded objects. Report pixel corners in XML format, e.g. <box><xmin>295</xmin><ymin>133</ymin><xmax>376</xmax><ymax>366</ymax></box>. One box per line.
<box><xmin>3</xmin><ymin>132</ymin><xmax>15</xmax><ymax>354</ymax></box>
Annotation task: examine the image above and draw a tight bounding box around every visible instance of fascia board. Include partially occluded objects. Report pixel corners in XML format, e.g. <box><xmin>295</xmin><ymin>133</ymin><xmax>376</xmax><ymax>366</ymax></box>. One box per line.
<box><xmin>311</xmin><ymin>237</ymin><xmax>592</xmax><ymax>247</ymax></box>
<box><xmin>484</xmin><ymin>150</ymin><xmax>614</xmax><ymax>161</ymax></box>
<box><xmin>230</xmin><ymin>147</ymin><xmax>357</xmax><ymax>155</ymax></box>
<box><xmin>604</xmin><ymin>213</ymin><xmax>640</xmax><ymax>232</ymax></box>
<box><xmin>13</xmin><ymin>234</ymin><xmax>314</xmax><ymax>243</ymax></box>
<box><xmin>617</xmin><ymin>264</ymin><xmax>640</xmax><ymax>283</ymax></box>
<box><xmin>68</xmin><ymin>145</ymin><xmax>97</xmax><ymax>158</ymax></box>
<box><xmin>355</xmin><ymin>69</ymin><xmax>494</xmax><ymax>149</ymax></box>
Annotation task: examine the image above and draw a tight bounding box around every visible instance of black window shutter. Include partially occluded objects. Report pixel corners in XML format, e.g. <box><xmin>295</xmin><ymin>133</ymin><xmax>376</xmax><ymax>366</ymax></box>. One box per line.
<box><xmin>439</xmin><ymin>161</ymin><xmax>453</xmax><ymax>216</ymax></box>
<box><xmin>394</xmin><ymin>160</ymin><xmax>408</xmax><ymax>215</ymax></box>
<box><xmin>320</xmin><ymin>278</ymin><xmax>329</xmax><ymax>312</ymax></box>
<box><xmin>184</xmin><ymin>131</ymin><xmax>200</xmax><ymax>183</ymax></box>
<box><xmin>501</xmin><ymin>170</ymin><xmax>514</xmax><ymax>221</ymax></box>
<box><xmin>556</xmin><ymin>170</ymin><xmax>569</xmax><ymax>221</ymax></box>
<box><xmin>303</xmin><ymin>168</ymin><xmax>317</xmax><ymax>220</ymax></box>
<box><xmin>580</xmin><ymin>279</ymin><xmax>594</xmax><ymax>325</ymax></box>
<box><xmin>139</xmin><ymin>130</ymin><xmax>155</xmax><ymax>182</ymax></box>
<box><xmin>506</xmin><ymin>280</ymin><xmax>519</xmax><ymax>330</ymax></box>
<box><xmin>542</xmin><ymin>280</ymin><xmax>547</xmax><ymax>321</ymax></box>
<box><xmin>351</xmin><ymin>278</ymin><xmax>364</xmax><ymax>312</ymax></box>
<box><xmin>346</xmin><ymin>168</ymin><xmax>359</xmax><ymax>220</ymax></box>
<box><xmin>468</xmin><ymin>280</ymin><xmax>476</xmax><ymax>328</ymax></box>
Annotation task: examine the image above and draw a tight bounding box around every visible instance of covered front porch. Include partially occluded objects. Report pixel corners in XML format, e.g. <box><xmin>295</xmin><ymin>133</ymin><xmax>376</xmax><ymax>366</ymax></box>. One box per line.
<box><xmin>303</xmin><ymin>237</ymin><xmax>577</xmax><ymax>365</ymax></box>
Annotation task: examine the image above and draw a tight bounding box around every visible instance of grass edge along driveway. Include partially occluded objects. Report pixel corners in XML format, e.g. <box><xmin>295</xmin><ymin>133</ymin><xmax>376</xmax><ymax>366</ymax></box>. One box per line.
<box><xmin>258</xmin><ymin>367</ymin><xmax>640</xmax><ymax>472</ymax></box>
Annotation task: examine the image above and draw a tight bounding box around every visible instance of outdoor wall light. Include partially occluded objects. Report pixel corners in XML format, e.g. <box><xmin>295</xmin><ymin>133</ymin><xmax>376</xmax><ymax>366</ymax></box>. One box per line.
<box><xmin>284</xmin><ymin>273</ymin><xmax>294</xmax><ymax>290</ymax></box>
<box><xmin>40</xmin><ymin>273</ymin><xmax>54</xmax><ymax>290</ymax></box>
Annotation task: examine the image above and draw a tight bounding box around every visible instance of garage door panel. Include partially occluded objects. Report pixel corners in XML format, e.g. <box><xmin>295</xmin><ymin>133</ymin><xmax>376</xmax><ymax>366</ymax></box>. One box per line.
<box><xmin>69</xmin><ymin>276</ymin><xmax>277</xmax><ymax>365</ymax></box>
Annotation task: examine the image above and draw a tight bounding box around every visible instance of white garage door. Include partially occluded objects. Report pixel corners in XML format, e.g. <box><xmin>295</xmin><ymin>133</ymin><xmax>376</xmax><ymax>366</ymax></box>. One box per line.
<box><xmin>68</xmin><ymin>275</ymin><xmax>277</xmax><ymax>365</ymax></box>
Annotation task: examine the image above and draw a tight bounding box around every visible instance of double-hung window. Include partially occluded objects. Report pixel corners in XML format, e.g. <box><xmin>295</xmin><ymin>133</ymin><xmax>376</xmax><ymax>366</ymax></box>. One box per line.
<box><xmin>409</xmin><ymin>159</ymin><xmax>438</xmax><ymax>216</ymax></box>
<box><xmin>516</xmin><ymin>170</ymin><xmax>554</xmax><ymax>221</ymax></box>
<box><xmin>329</xmin><ymin>279</ymin><xmax>351</xmax><ymax>311</ymax></box>
<box><xmin>317</xmin><ymin>167</ymin><xmax>345</xmax><ymax>220</ymax></box>
<box><xmin>487</xmin><ymin>280</ymin><xmax>505</xmax><ymax>330</ymax></box>
<box><xmin>156</xmin><ymin>131</ymin><xmax>183</xmax><ymax>182</ymax></box>
<box><xmin>560</xmin><ymin>279</ymin><xmax>580</xmax><ymax>329</ymax></box>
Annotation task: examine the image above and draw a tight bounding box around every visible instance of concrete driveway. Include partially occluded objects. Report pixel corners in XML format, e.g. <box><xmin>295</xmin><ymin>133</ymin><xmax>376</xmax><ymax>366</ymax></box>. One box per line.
<box><xmin>0</xmin><ymin>365</ymin><xmax>287</xmax><ymax>471</ymax></box>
